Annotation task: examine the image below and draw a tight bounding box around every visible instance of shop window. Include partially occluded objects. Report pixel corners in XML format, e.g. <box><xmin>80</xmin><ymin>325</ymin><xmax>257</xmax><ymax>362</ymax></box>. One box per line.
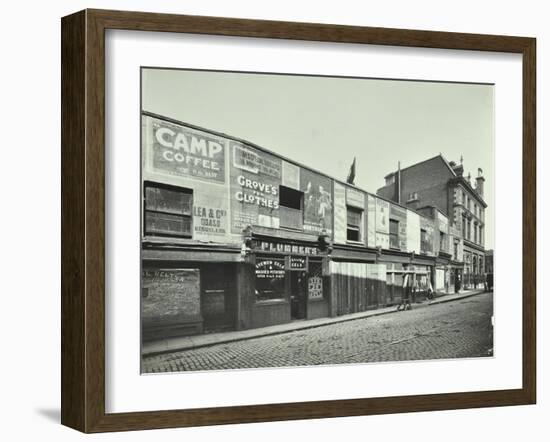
<box><xmin>307</xmin><ymin>260</ymin><xmax>324</xmax><ymax>300</ymax></box>
<box><xmin>346</xmin><ymin>206</ymin><xmax>363</xmax><ymax>242</ymax></box>
<box><xmin>279</xmin><ymin>185</ymin><xmax>303</xmax><ymax>230</ymax></box>
<box><xmin>255</xmin><ymin>257</ymin><xmax>286</xmax><ymax>302</ymax></box>
<box><xmin>144</xmin><ymin>182</ymin><xmax>192</xmax><ymax>238</ymax></box>
<box><xmin>389</xmin><ymin>219</ymin><xmax>399</xmax><ymax>249</ymax></box>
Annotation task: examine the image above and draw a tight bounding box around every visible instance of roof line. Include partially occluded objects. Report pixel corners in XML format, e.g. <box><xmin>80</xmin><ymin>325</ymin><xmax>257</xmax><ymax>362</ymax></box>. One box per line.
<box><xmin>385</xmin><ymin>154</ymin><xmax>457</xmax><ymax>179</ymax></box>
<box><xmin>142</xmin><ymin>110</ymin><xmax>430</xmax><ymax>215</ymax></box>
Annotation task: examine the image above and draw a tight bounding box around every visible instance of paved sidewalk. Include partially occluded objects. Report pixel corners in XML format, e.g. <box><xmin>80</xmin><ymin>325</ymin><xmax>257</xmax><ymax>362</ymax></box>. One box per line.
<box><xmin>142</xmin><ymin>288</ymin><xmax>487</xmax><ymax>357</ymax></box>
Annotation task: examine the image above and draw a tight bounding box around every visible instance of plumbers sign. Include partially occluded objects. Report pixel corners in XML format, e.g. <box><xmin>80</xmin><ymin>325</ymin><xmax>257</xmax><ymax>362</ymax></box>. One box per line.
<box><xmin>151</xmin><ymin>119</ymin><xmax>226</xmax><ymax>183</ymax></box>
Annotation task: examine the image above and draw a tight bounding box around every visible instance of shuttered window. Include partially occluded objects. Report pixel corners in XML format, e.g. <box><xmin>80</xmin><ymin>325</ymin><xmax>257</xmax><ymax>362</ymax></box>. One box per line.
<box><xmin>144</xmin><ymin>182</ymin><xmax>193</xmax><ymax>238</ymax></box>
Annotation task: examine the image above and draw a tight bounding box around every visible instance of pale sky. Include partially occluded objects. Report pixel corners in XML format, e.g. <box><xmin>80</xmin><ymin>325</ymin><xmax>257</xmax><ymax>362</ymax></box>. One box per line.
<box><xmin>142</xmin><ymin>68</ymin><xmax>494</xmax><ymax>249</ymax></box>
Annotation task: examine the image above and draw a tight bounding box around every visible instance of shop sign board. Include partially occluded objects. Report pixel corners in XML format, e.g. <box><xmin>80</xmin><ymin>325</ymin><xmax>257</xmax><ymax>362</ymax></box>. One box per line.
<box><xmin>301</xmin><ymin>168</ymin><xmax>333</xmax><ymax>235</ymax></box>
<box><xmin>149</xmin><ymin>117</ymin><xmax>226</xmax><ymax>183</ymax></box>
<box><xmin>255</xmin><ymin>239</ymin><xmax>319</xmax><ymax>255</ymax></box>
<box><xmin>290</xmin><ymin>256</ymin><xmax>307</xmax><ymax>270</ymax></box>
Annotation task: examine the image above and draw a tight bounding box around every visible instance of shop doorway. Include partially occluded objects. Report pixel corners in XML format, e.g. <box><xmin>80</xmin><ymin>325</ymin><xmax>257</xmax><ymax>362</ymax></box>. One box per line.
<box><xmin>290</xmin><ymin>271</ymin><xmax>307</xmax><ymax>320</ymax></box>
<box><xmin>200</xmin><ymin>264</ymin><xmax>236</xmax><ymax>333</ymax></box>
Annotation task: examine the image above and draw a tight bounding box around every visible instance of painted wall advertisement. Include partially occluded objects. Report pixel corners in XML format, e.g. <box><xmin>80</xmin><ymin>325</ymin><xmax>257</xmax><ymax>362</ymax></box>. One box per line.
<box><xmin>230</xmin><ymin>142</ymin><xmax>281</xmax><ymax>233</ymax></box>
<box><xmin>367</xmin><ymin>195</ymin><xmax>376</xmax><ymax>247</ymax></box>
<box><xmin>375</xmin><ymin>198</ymin><xmax>390</xmax><ymax>248</ymax></box>
<box><xmin>301</xmin><ymin>168</ymin><xmax>333</xmax><ymax>235</ymax></box>
<box><xmin>333</xmin><ymin>182</ymin><xmax>347</xmax><ymax>244</ymax></box>
<box><xmin>375</xmin><ymin>198</ymin><xmax>389</xmax><ymax>233</ymax></box>
<box><xmin>406</xmin><ymin>210</ymin><xmax>421</xmax><ymax>253</ymax></box>
<box><xmin>148</xmin><ymin>117</ymin><xmax>226</xmax><ymax>183</ymax></box>
<box><xmin>192</xmin><ymin>192</ymin><xmax>229</xmax><ymax>241</ymax></box>
<box><xmin>420</xmin><ymin>216</ymin><xmax>435</xmax><ymax>255</ymax></box>
<box><xmin>390</xmin><ymin>204</ymin><xmax>408</xmax><ymax>251</ymax></box>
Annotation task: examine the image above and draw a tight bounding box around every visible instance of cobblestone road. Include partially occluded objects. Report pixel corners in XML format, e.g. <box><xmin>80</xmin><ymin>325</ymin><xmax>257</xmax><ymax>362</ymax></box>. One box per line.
<box><xmin>142</xmin><ymin>292</ymin><xmax>493</xmax><ymax>373</ymax></box>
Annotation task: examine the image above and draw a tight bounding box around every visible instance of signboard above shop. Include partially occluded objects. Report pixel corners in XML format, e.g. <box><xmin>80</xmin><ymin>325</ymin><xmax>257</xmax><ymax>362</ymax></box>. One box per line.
<box><xmin>255</xmin><ymin>239</ymin><xmax>320</xmax><ymax>255</ymax></box>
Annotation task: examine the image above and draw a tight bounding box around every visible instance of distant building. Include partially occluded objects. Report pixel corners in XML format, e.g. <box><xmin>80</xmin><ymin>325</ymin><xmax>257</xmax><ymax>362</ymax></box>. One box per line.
<box><xmin>377</xmin><ymin>154</ymin><xmax>488</xmax><ymax>290</ymax></box>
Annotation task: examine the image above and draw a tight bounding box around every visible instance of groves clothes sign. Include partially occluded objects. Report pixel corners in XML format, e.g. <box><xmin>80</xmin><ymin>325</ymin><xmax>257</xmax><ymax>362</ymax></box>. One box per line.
<box><xmin>230</xmin><ymin>142</ymin><xmax>282</xmax><ymax>233</ymax></box>
<box><xmin>149</xmin><ymin>117</ymin><xmax>226</xmax><ymax>183</ymax></box>
<box><xmin>301</xmin><ymin>168</ymin><xmax>333</xmax><ymax>235</ymax></box>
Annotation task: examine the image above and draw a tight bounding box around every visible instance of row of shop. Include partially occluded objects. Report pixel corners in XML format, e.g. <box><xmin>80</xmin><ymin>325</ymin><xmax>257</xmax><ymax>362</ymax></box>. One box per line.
<box><xmin>139</xmin><ymin>112</ymin><xmax>485</xmax><ymax>341</ymax></box>
<box><xmin>141</xmin><ymin>235</ymin><xmax>468</xmax><ymax>341</ymax></box>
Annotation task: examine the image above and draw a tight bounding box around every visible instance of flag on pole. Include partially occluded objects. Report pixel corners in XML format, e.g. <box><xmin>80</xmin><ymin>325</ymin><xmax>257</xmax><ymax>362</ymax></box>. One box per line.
<box><xmin>346</xmin><ymin>157</ymin><xmax>356</xmax><ymax>185</ymax></box>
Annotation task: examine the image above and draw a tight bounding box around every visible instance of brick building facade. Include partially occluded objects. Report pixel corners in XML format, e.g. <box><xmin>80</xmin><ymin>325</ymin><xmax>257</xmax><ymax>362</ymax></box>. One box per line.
<box><xmin>377</xmin><ymin>155</ymin><xmax>488</xmax><ymax>291</ymax></box>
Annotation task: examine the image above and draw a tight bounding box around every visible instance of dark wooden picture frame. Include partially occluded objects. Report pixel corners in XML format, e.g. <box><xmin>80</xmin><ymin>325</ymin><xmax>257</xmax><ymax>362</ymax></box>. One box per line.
<box><xmin>61</xmin><ymin>9</ymin><xmax>536</xmax><ymax>433</ymax></box>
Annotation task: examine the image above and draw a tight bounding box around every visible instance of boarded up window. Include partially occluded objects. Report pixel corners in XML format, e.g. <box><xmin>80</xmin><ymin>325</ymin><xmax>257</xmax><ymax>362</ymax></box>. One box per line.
<box><xmin>144</xmin><ymin>183</ymin><xmax>192</xmax><ymax>237</ymax></box>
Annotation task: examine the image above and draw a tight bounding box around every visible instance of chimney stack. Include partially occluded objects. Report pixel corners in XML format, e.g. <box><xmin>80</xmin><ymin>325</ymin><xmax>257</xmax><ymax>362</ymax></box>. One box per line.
<box><xmin>475</xmin><ymin>168</ymin><xmax>485</xmax><ymax>197</ymax></box>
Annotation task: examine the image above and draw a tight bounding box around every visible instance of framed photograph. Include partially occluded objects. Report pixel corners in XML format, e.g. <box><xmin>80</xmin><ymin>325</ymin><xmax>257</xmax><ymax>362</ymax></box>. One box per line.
<box><xmin>61</xmin><ymin>9</ymin><xmax>536</xmax><ymax>433</ymax></box>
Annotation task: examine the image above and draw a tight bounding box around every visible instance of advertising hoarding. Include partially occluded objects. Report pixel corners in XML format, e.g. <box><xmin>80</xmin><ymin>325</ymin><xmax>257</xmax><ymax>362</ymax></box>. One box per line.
<box><xmin>149</xmin><ymin>117</ymin><xmax>226</xmax><ymax>183</ymax></box>
<box><xmin>230</xmin><ymin>142</ymin><xmax>282</xmax><ymax>233</ymax></box>
<box><xmin>333</xmin><ymin>182</ymin><xmax>347</xmax><ymax>244</ymax></box>
<box><xmin>301</xmin><ymin>168</ymin><xmax>333</xmax><ymax>235</ymax></box>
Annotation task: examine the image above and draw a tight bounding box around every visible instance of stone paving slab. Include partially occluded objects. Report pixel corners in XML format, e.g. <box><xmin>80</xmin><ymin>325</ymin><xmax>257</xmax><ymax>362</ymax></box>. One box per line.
<box><xmin>142</xmin><ymin>289</ymin><xmax>487</xmax><ymax>357</ymax></box>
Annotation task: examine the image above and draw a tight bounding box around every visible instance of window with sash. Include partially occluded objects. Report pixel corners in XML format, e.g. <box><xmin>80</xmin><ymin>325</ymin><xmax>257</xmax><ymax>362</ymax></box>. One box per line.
<box><xmin>346</xmin><ymin>206</ymin><xmax>363</xmax><ymax>242</ymax></box>
<box><xmin>389</xmin><ymin>219</ymin><xmax>399</xmax><ymax>249</ymax></box>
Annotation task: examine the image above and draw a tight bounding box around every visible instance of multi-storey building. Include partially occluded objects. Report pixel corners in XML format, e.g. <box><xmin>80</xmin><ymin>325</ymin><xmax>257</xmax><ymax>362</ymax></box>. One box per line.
<box><xmin>141</xmin><ymin>112</ymin><xmax>472</xmax><ymax>340</ymax></box>
<box><xmin>377</xmin><ymin>155</ymin><xmax>487</xmax><ymax>290</ymax></box>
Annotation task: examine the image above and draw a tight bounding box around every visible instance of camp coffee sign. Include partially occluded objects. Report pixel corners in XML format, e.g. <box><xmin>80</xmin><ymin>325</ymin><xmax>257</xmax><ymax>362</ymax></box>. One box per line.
<box><xmin>150</xmin><ymin>118</ymin><xmax>226</xmax><ymax>183</ymax></box>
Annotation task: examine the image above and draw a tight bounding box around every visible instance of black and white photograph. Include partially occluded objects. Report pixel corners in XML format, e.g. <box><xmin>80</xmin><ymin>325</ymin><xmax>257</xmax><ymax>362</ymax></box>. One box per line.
<box><xmin>140</xmin><ymin>68</ymin><xmax>494</xmax><ymax>374</ymax></box>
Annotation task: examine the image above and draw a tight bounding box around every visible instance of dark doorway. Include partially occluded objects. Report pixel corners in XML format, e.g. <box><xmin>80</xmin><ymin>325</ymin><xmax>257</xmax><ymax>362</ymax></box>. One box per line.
<box><xmin>200</xmin><ymin>264</ymin><xmax>236</xmax><ymax>333</ymax></box>
<box><xmin>290</xmin><ymin>271</ymin><xmax>307</xmax><ymax>320</ymax></box>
